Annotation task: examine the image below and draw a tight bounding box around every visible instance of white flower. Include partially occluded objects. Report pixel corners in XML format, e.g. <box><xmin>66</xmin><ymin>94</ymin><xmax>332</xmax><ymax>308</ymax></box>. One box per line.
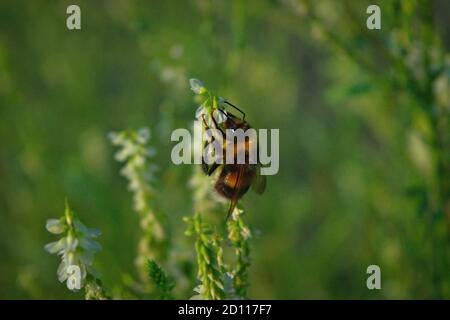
<box><xmin>213</xmin><ymin>109</ymin><xmax>227</xmax><ymax>124</ymax></box>
<box><xmin>45</xmin><ymin>202</ymin><xmax>102</xmax><ymax>291</ymax></box>
<box><xmin>189</xmin><ymin>78</ymin><xmax>207</xmax><ymax>94</ymax></box>
<box><xmin>114</xmin><ymin>140</ymin><xmax>137</xmax><ymax>161</ymax></box>
<box><xmin>45</xmin><ymin>219</ymin><xmax>67</xmax><ymax>234</ymax></box>
<box><xmin>190</xmin><ymin>285</ymin><xmax>206</xmax><ymax>300</ymax></box>
<box><xmin>74</xmin><ymin>220</ymin><xmax>101</xmax><ymax>238</ymax></box>
<box><xmin>195</xmin><ymin>105</ymin><xmax>207</xmax><ymax>120</ymax></box>
<box><xmin>44</xmin><ymin>238</ymin><xmax>67</xmax><ymax>254</ymax></box>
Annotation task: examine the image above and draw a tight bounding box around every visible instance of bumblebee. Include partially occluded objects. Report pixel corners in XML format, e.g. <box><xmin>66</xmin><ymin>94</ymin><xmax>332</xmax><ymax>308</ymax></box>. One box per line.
<box><xmin>200</xmin><ymin>101</ymin><xmax>266</xmax><ymax>218</ymax></box>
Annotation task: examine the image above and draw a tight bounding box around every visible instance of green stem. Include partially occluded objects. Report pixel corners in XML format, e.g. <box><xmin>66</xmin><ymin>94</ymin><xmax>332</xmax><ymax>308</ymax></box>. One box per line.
<box><xmin>227</xmin><ymin>209</ymin><xmax>251</xmax><ymax>298</ymax></box>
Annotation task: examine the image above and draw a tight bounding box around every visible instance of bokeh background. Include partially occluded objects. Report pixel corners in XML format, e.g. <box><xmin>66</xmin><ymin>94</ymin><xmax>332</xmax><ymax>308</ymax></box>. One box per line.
<box><xmin>0</xmin><ymin>0</ymin><xmax>449</xmax><ymax>299</ymax></box>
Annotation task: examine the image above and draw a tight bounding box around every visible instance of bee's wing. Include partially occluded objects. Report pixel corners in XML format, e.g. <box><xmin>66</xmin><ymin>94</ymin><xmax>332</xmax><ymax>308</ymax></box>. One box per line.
<box><xmin>251</xmin><ymin>165</ymin><xmax>266</xmax><ymax>194</ymax></box>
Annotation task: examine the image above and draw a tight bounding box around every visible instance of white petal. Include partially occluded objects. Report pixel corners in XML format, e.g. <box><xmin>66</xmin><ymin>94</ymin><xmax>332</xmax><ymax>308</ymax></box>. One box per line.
<box><xmin>195</xmin><ymin>106</ymin><xmax>206</xmax><ymax>119</ymax></box>
<box><xmin>57</xmin><ymin>261</ymin><xmax>68</xmax><ymax>282</ymax></box>
<box><xmin>213</xmin><ymin>109</ymin><xmax>227</xmax><ymax>124</ymax></box>
<box><xmin>74</xmin><ymin>220</ymin><xmax>88</xmax><ymax>233</ymax></box>
<box><xmin>44</xmin><ymin>238</ymin><xmax>66</xmax><ymax>254</ymax></box>
<box><xmin>133</xmin><ymin>155</ymin><xmax>145</xmax><ymax>166</ymax></box>
<box><xmin>80</xmin><ymin>238</ymin><xmax>101</xmax><ymax>253</ymax></box>
<box><xmin>45</xmin><ymin>219</ymin><xmax>67</xmax><ymax>234</ymax></box>
<box><xmin>108</xmin><ymin>131</ymin><xmax>125</xmax><ymax>145</ymax></box>
<box><xmin>86</xmin><ymin>228</ymin><xmax>101</xmax><ymax>238</ymax></box>
<box><xmin>189</xmin><ymin>78</ymin><xmax>206</xmax><ymax>94</ymax></box>
<box><xmin>65</xmin><ymin>237</ymin><xmax>78</xmax><ymax>251</ymax></box>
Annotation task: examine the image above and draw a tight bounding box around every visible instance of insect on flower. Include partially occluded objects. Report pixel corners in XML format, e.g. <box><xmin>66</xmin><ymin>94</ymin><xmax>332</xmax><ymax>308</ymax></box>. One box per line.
<box><xmin>200</xmin><ymin>100</ymin><xmax>266</xmax><ymax>219</ymax></box>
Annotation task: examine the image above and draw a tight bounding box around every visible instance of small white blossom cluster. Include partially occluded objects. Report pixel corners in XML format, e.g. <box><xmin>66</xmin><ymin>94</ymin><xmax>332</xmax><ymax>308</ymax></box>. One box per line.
<box><xmin>191</xmin><ymin>78</ymin><xmax>227</xmax><ymax>126</ymax></box>
<box><xmin>184</xmin><ymin>214</ymin><xmax>226</xmax><ymax>300</ymax></box>
<box><xmin>109</xmin><ymin>127</ymin><xmax>165</xmax><ymax>280</ymax></box>
<box><xmin>44</xmin><ymin>201</ymin><xmax>101</xmax><ymax>291</ymax></box>
<box><xmin>190</xmin><ymin>272</ymin><xmax>237</xmax><ymax>300</ymax></box>
<box><xmin>109</xmin><ymin>128</ymin><xmax>157</xmax><ymax>209</ymax></box>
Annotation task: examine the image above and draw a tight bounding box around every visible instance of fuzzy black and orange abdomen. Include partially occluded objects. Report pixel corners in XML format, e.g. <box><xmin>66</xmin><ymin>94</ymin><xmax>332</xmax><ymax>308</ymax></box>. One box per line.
<box><xmin>214</xmin><ymin>164</ymin><xmax>255</xmax><ymax>199</ymax></box>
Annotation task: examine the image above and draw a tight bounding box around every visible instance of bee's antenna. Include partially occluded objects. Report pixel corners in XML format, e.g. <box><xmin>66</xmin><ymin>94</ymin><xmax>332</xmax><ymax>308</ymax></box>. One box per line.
<box><xmin>224</xmin><ymin>100</ymin><xmax>245</xmax><ymax>120</ymax></box>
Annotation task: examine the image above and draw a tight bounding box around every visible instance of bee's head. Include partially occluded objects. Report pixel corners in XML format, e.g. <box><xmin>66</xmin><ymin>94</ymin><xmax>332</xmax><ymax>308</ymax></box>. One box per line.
<box><xmin>222</xmin><ymin>110</ymin><xmax>250</xmax><ymax>130</ymax></box>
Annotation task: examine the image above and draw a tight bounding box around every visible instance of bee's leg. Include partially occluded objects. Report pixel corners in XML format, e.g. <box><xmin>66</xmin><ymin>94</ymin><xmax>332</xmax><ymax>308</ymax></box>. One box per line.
<box><xmin>201</xmin><ymin>162</ymin><xmax>219</xmax><ymax>176</ymax></box>
<box><xmin>201</xmin><ymin>114</ymin><xmax>210</xmax><ymax>130</ymax></box>
<box><xmin>201</xmin><ymin>115</ymin><xmax>223</xmax><ymax>176</ymax></box>
<box><xmin>211</xmin><ymin>115</ymin><xmax>224</xmax><ymax>134</ymax></box>
<box><xmin>202</xmin><ymin>114</ymin><xmax>226</xmax><ymax>137</ymax></box>
<box><xmin>226</xmin><ymin>199</ymin><xmax>238</xmax><ymax>221</ymax></box>
<box><xmin>224</xmin><ymin>101</ymin><xmax>245</xmax><ymax>120</ymax></box>
<box><xmin>206</xmin><ymin>162</ymin><xmax>220</xmax><ymax>176</ymax></box>
<box><xmin>202</xmin><ymin>114</ymin><xmax>225</xmax><ymax>173</ymax></box>
<box><xmin>217</xmin><ymin>107</ymin><xmax>235</xmax><ymax>124</ymax></box>
<box><xmin>208</xmin><ymin>113</ymin><xmax>226</xmax><ymax>136</ymax></box>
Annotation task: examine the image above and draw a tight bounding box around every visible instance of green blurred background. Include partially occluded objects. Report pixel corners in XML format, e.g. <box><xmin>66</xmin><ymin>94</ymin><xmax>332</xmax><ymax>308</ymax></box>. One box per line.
<box><xmin>0</xmin><ymin>0</ymin><xmax>449</xmax><ymax>299</ymax></box>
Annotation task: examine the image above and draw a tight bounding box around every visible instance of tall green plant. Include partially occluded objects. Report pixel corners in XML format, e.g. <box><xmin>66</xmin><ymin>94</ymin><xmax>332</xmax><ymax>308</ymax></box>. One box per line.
<box><xmin>185</xmin><ymin>79</ymin><xmax>254</xmax><ymax>299</ymax></box>
<box><xmin>286</xmin><ymin>0</ymin><xmax>450</xmax><ymax>297</ymax></box>
<box><xmin>109</xmin><ymin>128</ymin><xmax>168</xmax><ymax>283</ymax></box>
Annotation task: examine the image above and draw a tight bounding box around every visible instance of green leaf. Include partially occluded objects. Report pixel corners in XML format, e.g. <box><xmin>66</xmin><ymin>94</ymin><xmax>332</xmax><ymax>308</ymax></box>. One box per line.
<box><xmin>147</xmin><ymin>260</ymin><xmax>175</xmax><ymax>300</ymax></box>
